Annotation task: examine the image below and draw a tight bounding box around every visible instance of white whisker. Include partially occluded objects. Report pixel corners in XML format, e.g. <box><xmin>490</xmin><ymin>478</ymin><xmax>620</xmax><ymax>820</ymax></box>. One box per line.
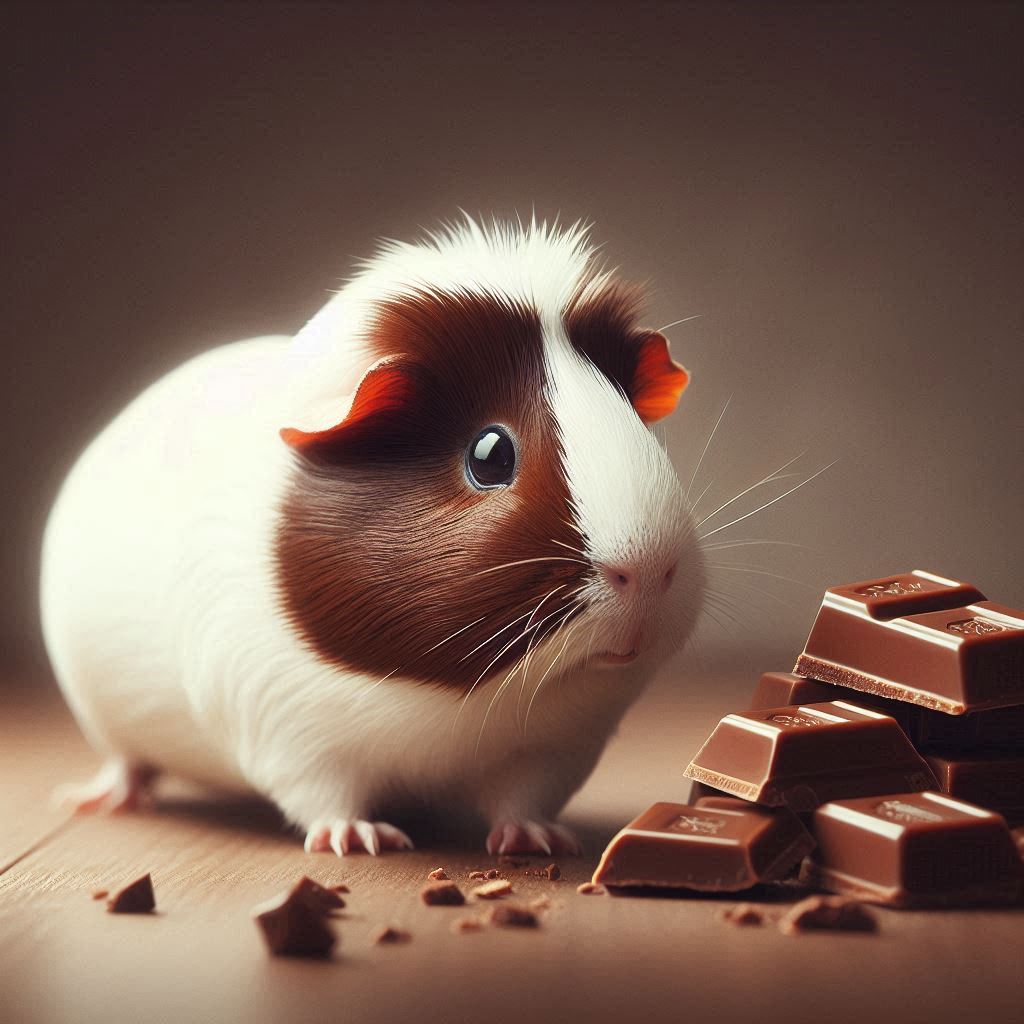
<box><xmin>473</xmin><ymin>555</ymin><xmax>588</xmax><ymax>577</ymax></box>
<box><xmin>657</xmin><ymin>313</ymin><xmax>703</xmax><ymax>332</ymax></box>
<box><xmin>686</xmin><ymin>396</ymin><xmax>730</xmax><ymax>502</ymax></box>
<box><xmin>694</xmin><ymin>451</ymin><xmax>807</xmax><ymax>531</ymax></box>
<box><xmin>699</xmin><ymin>461</ymin><xmax>838</xmax><ymax>542</ymax></box>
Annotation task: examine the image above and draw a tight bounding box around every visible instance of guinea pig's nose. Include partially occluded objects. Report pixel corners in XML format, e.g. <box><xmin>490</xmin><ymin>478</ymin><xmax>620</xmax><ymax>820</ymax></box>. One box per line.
<box><xmin>599</xmin><ymin>564</ymin><xmax>635</xmax><ymax>594</ymax></box>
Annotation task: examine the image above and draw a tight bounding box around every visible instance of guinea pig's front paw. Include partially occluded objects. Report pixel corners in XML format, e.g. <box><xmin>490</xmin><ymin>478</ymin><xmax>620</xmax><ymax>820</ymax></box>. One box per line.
<box><xmin>303</xmin><ymin>817</ymin><xmax>414</xmax><ymax>856</ymax></box>
<box><xmin>486</xmin><ymin>820</ymin><xmax>582</xmax><ymax>857</ymax></box>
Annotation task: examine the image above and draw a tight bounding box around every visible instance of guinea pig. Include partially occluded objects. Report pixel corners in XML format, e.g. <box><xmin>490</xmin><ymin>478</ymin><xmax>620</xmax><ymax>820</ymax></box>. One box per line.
<box><xmin>40</xmin><ymin>215</ymin><xmax>705</xmax><ymax>856</ymax></box>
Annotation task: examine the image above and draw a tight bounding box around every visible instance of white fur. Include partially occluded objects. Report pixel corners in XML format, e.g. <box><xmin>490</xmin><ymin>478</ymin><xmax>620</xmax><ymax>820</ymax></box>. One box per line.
<box><xmin>40</xmin><ymin>215</ymin><xmax>703</xmax><ymax>847</ymax></box>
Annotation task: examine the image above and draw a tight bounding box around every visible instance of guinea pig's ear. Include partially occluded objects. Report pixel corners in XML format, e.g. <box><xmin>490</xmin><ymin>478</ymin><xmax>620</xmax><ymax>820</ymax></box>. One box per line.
<box><xmin>630</xmin><ymin>330</ymin><xmax>690</xmax><ymax>423</ymax></box>
<box><xmin>280</xmin><ymin>356</ymin><xmax>418</xmax><ymax>453</ymax></box>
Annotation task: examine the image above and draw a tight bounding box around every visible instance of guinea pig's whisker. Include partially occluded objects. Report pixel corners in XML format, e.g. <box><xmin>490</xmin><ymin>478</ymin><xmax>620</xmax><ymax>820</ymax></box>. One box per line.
<box><xmin>703</xmin><ymin>538</ymin><xmax>811</xmax><ymax>553</ymax></box>
<box><xmin>685</xmin><ymin>395</ymin><xmax>731</xmax><ymax>502</ymax></box>
<box><xmin>516</xmin><ymin>593</ymin><xmax>585</xmax><ymax>717</ymax></box>
<box><xmin>689</xmin><ymin>478</ymin><xmax>715</xmax><ymax>517</ymax></box>
<box><xmin>459</xmin><ymin>602</ymin><xmax>548</xmax><ymax>663</ymax></box>
<box><xmin>524</xmin><ymin>611</ymin><xmax>586</xmax><ymax>734</ymax></box>
<box><xmin>706</xmin><ymin>564</ymin><xmax>816</xmax><ymax>589</ymax></box>
<box><xmin>698</xmin><ymin>460</ymin><xmax>838</xmax><ymax>543</ymax></box>
<box><xmin>549</xmin><ymin>538</ymin><xmax>588</xmax><ymax>558</ymax></box>
<box><xmin>472</xmin><ymin>555</ymin><xmax>589</xmax><ymax>578</ymax></box>
<box><xmin>694</xmin><ymin>451</ymin><xmax>807</xmax><ymax>531</ymax></box>
<box><xmin>525</xmin><ymin>584</ymin><xmax>569</xmax><ymax>629</ymax></box>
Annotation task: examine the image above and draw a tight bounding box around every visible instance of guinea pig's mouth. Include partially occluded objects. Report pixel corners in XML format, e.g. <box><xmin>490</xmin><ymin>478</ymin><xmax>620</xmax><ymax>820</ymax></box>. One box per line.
<box><xmin>593</xmin><ymin>648</ymin><xmax>640</xmax><ymax>666</ymax></box>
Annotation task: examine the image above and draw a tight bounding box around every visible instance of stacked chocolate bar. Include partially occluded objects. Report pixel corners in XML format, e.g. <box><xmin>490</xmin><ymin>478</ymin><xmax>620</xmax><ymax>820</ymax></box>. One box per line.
<box><xmin>593</xmin><ymin>571</ymin><xmax>1024</xmax><ymax>907</ymax></box>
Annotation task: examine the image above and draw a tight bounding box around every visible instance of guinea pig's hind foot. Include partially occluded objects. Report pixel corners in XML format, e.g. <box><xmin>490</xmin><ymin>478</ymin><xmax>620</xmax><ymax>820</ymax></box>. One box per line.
<box><xmin>486</xmin><ymin>821</ymin><xmax>582</xmax><ymax>857</ymax></box>
<box><xmin>303</xmin><ymin>818</ymin><xmax>414</xmax><ymax>856</ymax></box>
<box><xmin>52</xmin><ymin>758</ymin><xmax>159</xmax><ymax>815</ymax></box>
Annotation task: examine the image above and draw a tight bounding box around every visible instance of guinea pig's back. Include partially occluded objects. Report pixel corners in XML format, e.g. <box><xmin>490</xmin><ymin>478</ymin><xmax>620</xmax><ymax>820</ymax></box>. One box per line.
<box><xmin>40</xmin><ymin>336</ymin><xmax>294</xmax><ymax>788</ymax></box>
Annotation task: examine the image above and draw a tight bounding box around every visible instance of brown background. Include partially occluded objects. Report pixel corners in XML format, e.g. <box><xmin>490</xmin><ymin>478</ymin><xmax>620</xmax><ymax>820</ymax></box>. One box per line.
<box><xmin>3</xmin><ymin>0</ymin><xmax>1022</xmax><ymax>684</ymax></box>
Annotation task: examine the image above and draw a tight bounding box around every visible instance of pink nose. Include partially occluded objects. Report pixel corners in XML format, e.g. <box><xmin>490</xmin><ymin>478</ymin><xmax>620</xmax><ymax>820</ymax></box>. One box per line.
<box><xmin>600</xmin><ymin>561</ymin><xmax>678</xmax><ymax>595</ymax></box>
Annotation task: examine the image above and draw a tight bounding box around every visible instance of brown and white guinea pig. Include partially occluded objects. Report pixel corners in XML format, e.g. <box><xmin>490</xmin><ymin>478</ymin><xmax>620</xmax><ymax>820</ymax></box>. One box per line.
<box><xmin>40</xmin><ymin>215</ymin><xmax>705</xmax><ymax>856</ymax></box>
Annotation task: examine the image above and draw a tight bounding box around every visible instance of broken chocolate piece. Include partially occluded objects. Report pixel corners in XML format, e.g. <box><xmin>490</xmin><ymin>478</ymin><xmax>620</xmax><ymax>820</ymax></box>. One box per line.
<box><xmin>685</xmin><ymin>702</ymin><xmax>935</xmax><ymax>811</ymax></box>
<box><xmin>593</xmin><ymin>799</ymin><xmax>814</xmax><ymax>891</ymax></box>
<box><xmin>291</xmin><ymin>875</ymin><xmax>345</xmax><ymax>913</ymax></box>
<box><xmin>427</xmin><ymin>867</ymin><xmax>448</xmax><ymax>881</ymax></box>
<box><xmin>371</xmin><ymin>924</ymin><xmax>411</xmax><ymax>944</ymax></box>
<box><xmin>450</xmin><ymin>916</ymin><xmax>484</xmax><ymax>933</ymax></box>
<box><xmin>252</xmin><ymin>887</ymin><xmax>336</xmax><ymax>958</ymax></box>
<box><xmin>795</xmin><ymin>572</ymin><xmax>1024</xmax><ymax>713</ymax></box>
<box><xmin>420</xmin><ymin>881</ymin><xmax>465</xmax><ymax>906</ymax></box>
<box><xmin>484</xmin><ymin>868</ymin><xmax>500</xmax><ymax>879</ymax></box>
<box><xmin>486</xmin><ymin>903</ymin><xmax>539</xmax><ymax>928</ymax></box>
<box><xmin>91</xmin><ymin>889</ymin><xmax>108</xmax><ymax>901</ymax></box>
<box><xmin>467</xmin><ymin>870</ymin><xmax>487</xmax><ymax>881</ymax></box>
<box><xmin>780</xmin><ymin>895</ymin><xmax>877</xmax><ymax>934</ymax></box>
<box><xmin>545</xmin><ymin>863</ymin><xmax>561</xmax><ymax>880</ymax></box>
<box><xmin>106</xmin><ymin>874</ymin><xmax>156</xmax><ymax>914</ymax></box>
<box><xmin>801</xmin><ymin>791</ymin><xmax>1024</xmax><ymax>907</ymax></box>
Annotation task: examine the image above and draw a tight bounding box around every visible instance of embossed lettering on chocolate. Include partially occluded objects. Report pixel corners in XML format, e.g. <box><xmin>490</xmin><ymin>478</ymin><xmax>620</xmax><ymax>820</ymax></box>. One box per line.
<box><xmin>592</xmin><ymin>798</ymin><xmax>814</xmax><ymax>891</ymax></box>
<box><xmin>795</xmin><ymin>571</ymin><xmax>1024</xmax><ymax>714</ymax></box>
<box><xmin>684</xmin><ymin>702</ymin><xmax>936</xmax><ymax>811</ymax></box>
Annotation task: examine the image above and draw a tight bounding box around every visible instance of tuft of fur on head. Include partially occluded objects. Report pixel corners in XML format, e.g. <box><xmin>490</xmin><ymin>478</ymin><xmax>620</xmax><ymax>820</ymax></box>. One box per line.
<box><xmin>275</xmin><ymin>213</ymin><xmax>704</xmax><ymax>695</ymax></box>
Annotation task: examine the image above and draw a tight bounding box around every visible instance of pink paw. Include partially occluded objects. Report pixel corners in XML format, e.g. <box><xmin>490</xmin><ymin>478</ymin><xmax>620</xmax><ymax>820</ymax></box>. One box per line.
<box><xmin>52</xmin><ymin>759</ymin><xmax>158</xmax><ymax>815</ymax></box>
<box><xmin>486</xmin><ymin>821</ymin><xmax>582</xmax><ymax>857</ymax></box>
<box><xmin>303</xmin><ymin>818</ymin><xmax>414</xmax><ymax>856</ymax></box>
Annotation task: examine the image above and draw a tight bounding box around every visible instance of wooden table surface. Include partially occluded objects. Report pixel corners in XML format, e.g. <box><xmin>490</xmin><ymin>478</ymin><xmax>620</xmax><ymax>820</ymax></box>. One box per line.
<box><xmin>2</xmin><ymin>673</ymin><xmax>1021</xmax><ymax>1024</ymax></box>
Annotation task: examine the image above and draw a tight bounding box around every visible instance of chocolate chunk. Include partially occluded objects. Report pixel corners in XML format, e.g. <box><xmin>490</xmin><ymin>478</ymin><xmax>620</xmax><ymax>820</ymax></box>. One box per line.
<box><xmin>472</xmin><ymin>879</ymin><xmax>512</xmax><ymax>899</ymax></box>
<box><xmin>750</xmin><ymin>672</ymin><xmax>838</xmax><ymax>710</ymax></box>
<box><xmin>370</xmin><ymin>924</ymin><xmax>411</xmax><ymax>944</ymax></box>
<box><xmin>720</xmin><ymin>903</ymin><xmax>765</xmax><ymax>926</ymax></box>
<box><xmin>545</xmin><ymin>863</ymin><xmax>561</xmax><ymax>880</ymax></box>
<box><xmin>291</xmin><ymin>875</ymin><xmax>345</xmax><ymax>913</ymax></box>
<box><xmin>91</xmin><ymin>889</ymin><xmax>109</xmax><ymax>901</ymax></box>
<box><xmin>252</xmin><ymin>887</ymin><xmax>337</xmax><ymax>958</ymax></box>
<box><xmin>913</xmin><ymin>706</ymin><xmax>1024</xmax><ymax>753</ymax></box>
<box><xmin>468</xmin><ymin>870</ymin><xmax>487</xmax><ymax>881</ymax></box>
<box><xmin>576</xmin><ymin>882</ymin><xmax>606</xmax><ymax>895</ymax></box>
<box><xmin>484</xmin><ymin>869</ymin><xmax>500</xmax><ymax>880</ymax></box>
<box><xmin>795</xmin><ymin>572</ymin><xmax>1024</xmax><ymax>713</ymax></box>
<box><xmin>924</xmin><ymin>752</ymin><xmax>1024</xmax><ymax>825</ymax></box>
<box><xmin>780</xmin><ymin>896</ymin><xmax>877</xmax><ymax>934</ymax></box>
<box><xmin>685</xmin><ymin>702</ymin><xmax>935</xmax><ymax>811</ymax></box>
<box><xmin>801</xmin><ymin>791</ymin><xmax>1024</xmax><ymax>907</ymax></box>
<box><xmin>106</xmin><ymin>874</ymin><xmax>156</xmax><ymax>914</ymax></box>
<box><xmin>427</xmin><ymin>867</ymin><xmax>448</xmax><ymax>881</ymax></box>
<box><xmin>593</xmin><ymin>799</ymin><xmax>814</xmax><ymax>891</ymax></box>
<box><xmin>420</xmin><ymin>881</ymin><xmax>465</xmax><ymax>906</ymax></box>
<box><xmin>486</xmin><ymin>903</ymin><xmax>539</xmax><ymax>928</ymax></box>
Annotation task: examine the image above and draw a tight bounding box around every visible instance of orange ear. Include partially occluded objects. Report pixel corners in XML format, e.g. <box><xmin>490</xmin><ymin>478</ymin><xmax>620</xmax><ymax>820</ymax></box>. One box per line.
<box><xmin>631</xmin><ymin>331</ymin><xmax>690</xmax><ymax>423</ymax></box>
<box><xmin>280</xmin><ymin>357</ymin><xmax>417</xmax><ymax>451</ymax></box>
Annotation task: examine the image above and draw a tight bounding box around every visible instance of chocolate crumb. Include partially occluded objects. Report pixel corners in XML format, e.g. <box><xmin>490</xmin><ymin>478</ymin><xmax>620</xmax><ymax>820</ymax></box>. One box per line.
<box><xmin>420</xmin><ymin>881</ymin><xmax>465</xmax><ymax>906</ymax></box>
<box><xmin>468</xmin><ymin>870</ymin><xmax>487</xmax><ymax>880</ymax></box>
<box><xmin>473</xmin><ymin>879</ymin><xmax>513</xmax><ymax>900</ymax></box>
<box><xmin>780</xmin><ymin>895</ymin><xmax>878</xmax><ymax>935</ymax></box>
<box><xmin>252</xmin><ymin>886</ymin><xmax>336</xmax><ymax>958</ymax></box>
<box><xmin>106</xmin><ymin>874</ymin><xmax>156</xmax><ymax>914</ymax></box>
<box><xmin>545</xmin><ymin>863</ymin><xmax>561</xmax><ymax>881</ymax></box>
<box><xmin>484</xmin><ymin>868</ymin><xmax>500</xmax><ymax>879</ymax></box>
<box><xmin>427</xmin><ymin>867</ymin><xmax>449</xmax><ymax>881</ymax></box>
<box><xmin>486</xmin><ymin>903</ymin><xmax>539</xmax><ymax>928</ymax></box>
<box><xmin>291</xmin><ymin>876</ymin><xmax>345</xmax><ymax>913</ymax></box>
<box><xmin>576</xmin><ymin>882</ymin><xmax>606</xmax><ymax>895</ymax></box>
<box><xmin>371</xmin><ymin>924</ymin><xmax>411</xmax><ymax>945</ymax></box>
<box><xmin>720</xmin><ymin>903</ymin><xmax>764</xmax><ymax>926</ymax></box>
<box><xmin>91</xmin><ymin>889</ymin><xmax>109</xmax><ymax>901</ymax></box>
<box><xmin>450</xmin><ymin>916</ymin><xmax>484</xmax><ymax>934</ymax></box>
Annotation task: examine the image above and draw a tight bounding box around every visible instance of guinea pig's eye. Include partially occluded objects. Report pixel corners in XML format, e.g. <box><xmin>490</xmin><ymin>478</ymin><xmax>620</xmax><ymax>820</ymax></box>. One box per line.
<box><xmin>466</xmin><ymin>425</ymin><xmax>517</xmax><ymax>489</ymax></box>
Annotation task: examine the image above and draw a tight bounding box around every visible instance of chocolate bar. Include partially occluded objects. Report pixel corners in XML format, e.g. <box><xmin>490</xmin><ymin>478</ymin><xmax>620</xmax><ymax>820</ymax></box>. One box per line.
<box><xmin>752</xmin><ymin>671</ymin><xmax>1024</xmax><ymax>754</ymax></box>
<box><xmin>924</xmin><ymin>752</ymin><xmax>1024</xmax><ymax>825</ymax></box>
<box><xmin>684</xmin><ymin>701</ymin><xmax>936</xmax><ymax>811</ymax></box>
<box><xmin>801</xmin><ymin>791</ymin><xmax>1024</xmax><ymax>907</ymax></box>
<box><xmin>795</xmin><ymin>571</ymin><xmax>1024</xmax><ymax>713</ymax></box>
<box><xmin>592</xmin><ymin>799</ymin><xmax>814</xmax><ymax>892</ymax></box>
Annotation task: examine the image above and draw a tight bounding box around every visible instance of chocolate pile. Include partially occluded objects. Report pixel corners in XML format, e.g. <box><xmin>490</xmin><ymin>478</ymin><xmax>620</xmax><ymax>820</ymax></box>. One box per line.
<box><xmin>594</xmin><ymin>571</ymin><xmax>1024</xmax><ymax>908</ymax></box>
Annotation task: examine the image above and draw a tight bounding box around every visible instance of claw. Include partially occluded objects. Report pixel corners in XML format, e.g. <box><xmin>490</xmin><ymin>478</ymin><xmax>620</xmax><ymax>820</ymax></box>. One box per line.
<box><xmin>304</xmin><ymin>818</ymin><xmax>413</xmax><ymax>856</ymax></box>
<box><xmin>486</xmin><ymin>819</ymin><xmax>580</xmax><ymax>856</ymax></box>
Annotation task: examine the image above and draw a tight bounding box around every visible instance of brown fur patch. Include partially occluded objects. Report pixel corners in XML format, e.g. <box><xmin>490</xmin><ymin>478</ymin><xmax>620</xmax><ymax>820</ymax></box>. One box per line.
<box><xmin>275</xmin><ymin>289</ymin><xmax>587</xmax><ymax>690</ymax></box>
<box><xmin>565</xmin><ymin>279</ymin><xmax>688</xmax><ymax>422</ymax></box>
